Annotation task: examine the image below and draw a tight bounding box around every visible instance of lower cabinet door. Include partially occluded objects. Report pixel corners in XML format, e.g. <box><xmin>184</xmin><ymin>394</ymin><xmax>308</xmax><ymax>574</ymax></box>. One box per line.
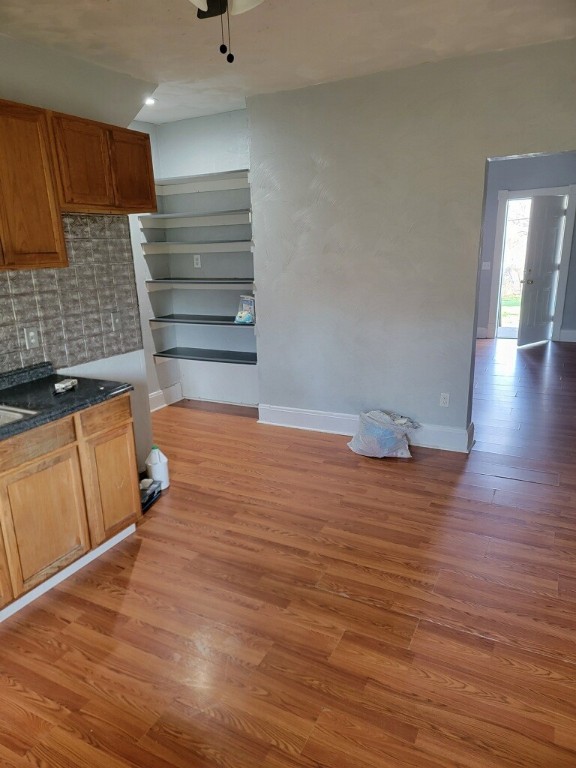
<box><xmin>83</xmin><ymin>423</ymin><xmax>140</xmax><ymax>546</ymax></box>
<box><xmin>0</xmin><ymin>447</ymin><xmax>90</xmax><ymax>597</ymax></box>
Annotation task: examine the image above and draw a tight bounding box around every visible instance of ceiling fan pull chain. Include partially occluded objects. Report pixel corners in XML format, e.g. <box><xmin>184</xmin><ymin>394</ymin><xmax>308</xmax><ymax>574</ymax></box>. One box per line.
<box><xmin>219</xmin><ymin>0</ymin><xmax>228</xmax><ymax>53</ymax></box>
<box><xmin>226</xmin><ymin>3</ymin><xmax>234</xmax><ymax>62</ymax></box>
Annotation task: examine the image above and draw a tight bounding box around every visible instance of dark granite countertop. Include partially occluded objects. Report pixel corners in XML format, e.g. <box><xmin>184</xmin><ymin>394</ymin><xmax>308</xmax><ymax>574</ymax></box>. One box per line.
<box><xmin>0</xmin><ymin>362</ymin><xmax>132</xmax><ymax>441</ymax></box>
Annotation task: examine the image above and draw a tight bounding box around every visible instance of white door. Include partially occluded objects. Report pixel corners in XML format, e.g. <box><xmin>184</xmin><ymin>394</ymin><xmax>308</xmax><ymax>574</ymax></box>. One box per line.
<box><xmin>517</xmin><ymin>195</ymin><xmax>567</xmax><ymax>347</ymax></box>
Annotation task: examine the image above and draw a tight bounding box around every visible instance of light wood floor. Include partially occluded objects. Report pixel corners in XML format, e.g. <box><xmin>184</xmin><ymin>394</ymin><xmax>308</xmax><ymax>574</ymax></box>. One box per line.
<box><xmin>1</xmin><ymin>339</ymin><xmax>576</xmax><ymax>767</ymax></box>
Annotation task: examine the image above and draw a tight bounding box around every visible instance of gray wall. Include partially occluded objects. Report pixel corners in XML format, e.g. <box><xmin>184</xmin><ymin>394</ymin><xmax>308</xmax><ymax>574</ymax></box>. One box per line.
<box><xmin>0</xmin><ymin>34</ymin><xmax>155</xmax><ymax>127</ymax></box>
<box><xmin>476</xmin><ymin>152</ymin><xmax>576</xmax><ymax>334</ymax></box>
<box><xmin>248</xmin><ymin>39</ymin><xmax>576</xmax><ymax>434</ymax></box>
<box><xmin>154</xmin><ymin>110</ymin><xmax>250</xmax><ymax>178</ymax></box>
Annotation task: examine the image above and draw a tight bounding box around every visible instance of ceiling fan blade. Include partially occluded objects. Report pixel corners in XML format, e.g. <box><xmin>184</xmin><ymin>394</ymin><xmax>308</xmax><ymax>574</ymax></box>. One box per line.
<box><xmin>230</xmin><ymin>0</ymin><xmax>265</xmax><ymax>15</ymax></box>
<box><xmin>188</xmin><ymin>0</ymin><xmax>208</xmax><ymax>10</ymax></box>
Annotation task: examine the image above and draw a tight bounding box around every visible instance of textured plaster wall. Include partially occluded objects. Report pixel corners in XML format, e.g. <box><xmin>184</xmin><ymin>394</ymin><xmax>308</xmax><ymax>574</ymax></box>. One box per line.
<box><xmin>248</xmin><ymin>39</ymin><xmax>576</xmax><ymax>431</ymax></box>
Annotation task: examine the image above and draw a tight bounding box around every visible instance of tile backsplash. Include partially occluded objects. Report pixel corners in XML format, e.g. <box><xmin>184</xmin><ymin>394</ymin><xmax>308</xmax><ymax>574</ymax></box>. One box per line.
<box><xmin>0</xmin><ymin>214</ymin><xmax>142</xmax><ymax>373</ymax></box>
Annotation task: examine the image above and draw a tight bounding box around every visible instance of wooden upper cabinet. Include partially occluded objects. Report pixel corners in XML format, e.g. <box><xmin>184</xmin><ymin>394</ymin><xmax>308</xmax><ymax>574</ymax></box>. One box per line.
<box><xmin>110</xmin><ymin>128</ymin><xmax>157</xmax><ymax>212</ymax></box>
<box><xmin>0</xmin><ymin>100</ymin><xmax>67</xmax><ymax>270</ymax></box>
<box><xmin>51</xmin><ymin>114</ymin><xmax>115</xmax><ymax>208</ymax></box>
<box><xmin>50</xmin><ymin>113</ymin><xmax>157</xmax><ymax>214</ymax></box>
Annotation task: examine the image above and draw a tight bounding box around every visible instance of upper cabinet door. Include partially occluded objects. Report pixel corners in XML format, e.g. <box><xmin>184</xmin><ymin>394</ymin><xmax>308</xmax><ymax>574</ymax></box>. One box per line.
<box><xmin>0</xmin><ymin>101</ymin><xmax>67</xmax><ymax>270</ymax></box>
<box><xmin>109</xmin><ymin>128</ymin><xmax>157</xmax><ymax>212</ymax></box>
<box><xmin>51</xmin><ymin>114</ymin><xmax>115</xmax><ymax>209</ymax></box>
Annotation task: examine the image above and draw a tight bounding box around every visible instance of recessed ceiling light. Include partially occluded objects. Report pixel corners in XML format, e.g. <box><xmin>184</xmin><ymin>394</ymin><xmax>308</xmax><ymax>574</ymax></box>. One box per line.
<box><xmin>144</xmin><ymin>97</ymin><xmax>156</xmax><ymax>106</ymax></box>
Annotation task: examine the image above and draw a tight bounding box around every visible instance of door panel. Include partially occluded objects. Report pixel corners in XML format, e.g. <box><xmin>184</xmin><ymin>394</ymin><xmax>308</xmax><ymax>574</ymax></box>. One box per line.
<box><xmin>52</xmin><ymin>114</ymin><xmax>115</xmax><ymax>208</ymax></box>
<box><xmin>0</xmin><ymin>447</ymin><xmax>90</xmax><ymax>596</ymax></box>
<box><xmin>0</xmin><ymin>101</ymin><xmax>67</xmax><ymax>269</ymax></box>
<box><xmin>517</xmin><ymin>195</ymin><xmax>566</xmax><ymax>347</ymax></box>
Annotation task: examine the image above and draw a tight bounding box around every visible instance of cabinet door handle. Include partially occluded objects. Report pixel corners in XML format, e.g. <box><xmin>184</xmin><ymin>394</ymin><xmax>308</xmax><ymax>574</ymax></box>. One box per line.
<box><xmin>521</xmin><ymin>279</ymin><xmax>534</xmax><ymax>284</ymax></box>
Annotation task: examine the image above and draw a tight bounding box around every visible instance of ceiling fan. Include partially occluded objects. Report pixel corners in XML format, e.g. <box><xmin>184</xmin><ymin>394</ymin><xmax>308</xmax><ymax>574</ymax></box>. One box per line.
<box><xmin>188</xmin><ymin>0</ymin><xmax>267</xmax><ymax>61</ymax></box>
<box><xmin>189</xmin><ymin>0</ymin><xmax>265</xmax><ymax>14</ymax></box>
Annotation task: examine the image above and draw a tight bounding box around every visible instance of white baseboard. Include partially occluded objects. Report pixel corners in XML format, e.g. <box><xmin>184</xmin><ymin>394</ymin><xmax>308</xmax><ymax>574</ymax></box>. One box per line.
<box><xmin>476</xmin><ymin>327</ymin><xmax>488</xmax><ymax>339</ymax></box>
<box><xmin>0</xmin><ymin>525</ymin><xmax>136</xmax><ymax>624</ymax></box>
<box><xmin>149</xmin><ymin>382</ymin><xmax>183</xmax><ymax>411</ymax></box>
<box><xmin>413</xmin><ymin>421</ymin><xmax>475</xmax><ymax>453</ymax></box>
<box><xmin>559</xmin><ymin>330</ymin><xmax>576</xmax><ymax>342</ymax></box>
<box><xmin>259</xmin><ymin>404</ymin><xmax>358</xmax><ymax>435</ymax></box>
<box><xmin>258</xmin><ymin>405</ymin><xmax>473</xmax><ymax>453</ymax></box>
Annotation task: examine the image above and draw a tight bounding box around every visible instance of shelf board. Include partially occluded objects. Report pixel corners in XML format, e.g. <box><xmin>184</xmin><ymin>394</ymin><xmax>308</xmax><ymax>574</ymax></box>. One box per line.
<box><xmin>142</xmin><ymin>241</ymin><xmax>253</xmax><ymax>255</ymax></box>
<box><xmin>140</xmin><ymin>210</ymin><xmax>251</xmax><ymax>229</ymax></box>
<box><xmin>154</xmin><ymin>347</ymin><xmax>257</xmax><ymax>365</ymax></box>
<box><xmin>146</xmin><ymin>278</ymin><xmax>254</xmax><ymax>292</ymax></box>
<box><xmin>150</xmin><ymin>314</ymin><xmax>254</xmax><ymax>327</ymax></box>
<box><xmin>155</xmin><ymin>170</ymin><xmax>249</xmax><ymax>196</ymax></box>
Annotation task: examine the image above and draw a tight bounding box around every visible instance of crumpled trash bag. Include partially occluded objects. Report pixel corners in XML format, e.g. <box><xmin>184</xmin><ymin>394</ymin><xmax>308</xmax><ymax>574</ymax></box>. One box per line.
<box><xmin>348</xmin><ymin>410</ymin><xmax>420</xmax><ymax>459</ymax></box>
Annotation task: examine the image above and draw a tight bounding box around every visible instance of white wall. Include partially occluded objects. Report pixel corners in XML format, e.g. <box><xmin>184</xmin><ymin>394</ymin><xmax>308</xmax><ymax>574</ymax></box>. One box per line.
<box><xmin>154</xmin><ymin>109</ymin><xmax>249</xmax><ymax>178</ymax></box>
<box><xmin>247</xmin><ymin>39</ymin><xmax>576</xmax><ymax>451</ymax></box>
<box><xmin>0</xmin><ymin>34</ymin><xmax>156</xmax><ymax>126</ymax></box>
<box><xmin>59</xmin><ymin>350</ymin><xmax>152</xmax><ymax>470</ymax></box>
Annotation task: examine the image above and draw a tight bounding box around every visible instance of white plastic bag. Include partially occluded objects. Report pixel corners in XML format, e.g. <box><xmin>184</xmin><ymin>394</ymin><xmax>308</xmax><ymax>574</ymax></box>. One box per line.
<box><xmin>348</xmin><ymin>410</ymin><xmax>420</xmax><ymax>459</ymax></box>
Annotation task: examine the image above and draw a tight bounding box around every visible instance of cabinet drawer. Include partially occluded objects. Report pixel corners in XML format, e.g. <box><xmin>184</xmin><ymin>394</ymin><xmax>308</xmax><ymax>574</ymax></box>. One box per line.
<box><xmin>79</xmin><ymin>395</ymin><xmax>132</xmax><ymax>437</ymax></box>
<box><xmin>0</xmin><ymin>417</ymin><xmax>76</xmax><ymax>474</ymax></box>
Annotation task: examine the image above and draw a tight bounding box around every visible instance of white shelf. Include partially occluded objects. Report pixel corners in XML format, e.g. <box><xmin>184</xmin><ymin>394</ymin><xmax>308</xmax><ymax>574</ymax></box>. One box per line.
<box><xmin>155</xmin><ymin>170</ymin><xmax>250</xmax><ymax>196</ymax></box>
<box><xmin>146</xmin><ymin>278</ymin><xmax>254</xmax><ymax>292</ymax></box>
<box><xmin>140</xmin><ymin>210</ymin><xmax>251</xmax><ymax>230</ymax></box>
<box><xmin>142</xmin><ymin>241</ymin><xmax>253</xmax><ymax>255</ymax></box>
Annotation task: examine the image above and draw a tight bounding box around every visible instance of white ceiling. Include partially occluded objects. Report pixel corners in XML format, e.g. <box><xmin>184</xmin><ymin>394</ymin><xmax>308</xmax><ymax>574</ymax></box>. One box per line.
<box><xmin>0</xmin><ymin>0</ymin><xmax>574</xmax><ymax>124</ymax></box>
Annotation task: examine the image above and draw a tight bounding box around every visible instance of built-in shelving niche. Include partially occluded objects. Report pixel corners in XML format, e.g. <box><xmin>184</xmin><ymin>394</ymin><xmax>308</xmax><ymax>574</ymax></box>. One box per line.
<box><xmin>139</xmin><ymin>170</ymin><xmax>258</xmax><ymax>405</ymax></box>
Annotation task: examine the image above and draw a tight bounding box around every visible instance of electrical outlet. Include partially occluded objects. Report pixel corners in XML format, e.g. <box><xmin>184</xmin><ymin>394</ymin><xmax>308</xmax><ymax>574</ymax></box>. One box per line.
<box><xmin>440</xmin><ymin>392</ymin><xmax>450</xmax><ymax>407</ymax></box>
<box><xmin>193</xmin><ymin>254</ymin><xmax>202</xmax><ymax>269</ymax></box>
<box><xmin>23</xmin><ymin>327</ymin><xmax>40</xmax><ymax>350</ymax></box>
<box><xmin>111</xmin><ymin>311</ymin><xmax>122</xmax><ymax>332</ymax></box>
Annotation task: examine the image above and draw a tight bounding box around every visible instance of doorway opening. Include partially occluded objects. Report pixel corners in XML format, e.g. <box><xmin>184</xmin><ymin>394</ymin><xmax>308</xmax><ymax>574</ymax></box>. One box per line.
<box><xmin>488</xmin><ymin>186</ymin><xmax>575</xmax><ymax>347</ymax></box>
<box><xmin>469</xmin><ymin>153</ymin><xmax>576</xmax><ymax>454</ymax></box>
<box><xmin>497</xmin><ymin>198</ymin><xmax>531</xmax><ymax>339</ymax></box>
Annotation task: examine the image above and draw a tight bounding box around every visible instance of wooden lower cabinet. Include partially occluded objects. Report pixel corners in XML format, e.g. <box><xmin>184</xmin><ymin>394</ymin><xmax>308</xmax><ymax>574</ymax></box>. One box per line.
<box><xmin>80</xmin><ymin>420</ymin><xmax>140</xmax><ymax>546</ymax></box>
<box><xmin>0</xmin><ymin>394</ymin><xmax>140</xmax><ymax>604</ymax></box>
<box><xmin>0</xmin><ymin>447</ymin><xmax>90</xmax><ymax>597</ymax></box>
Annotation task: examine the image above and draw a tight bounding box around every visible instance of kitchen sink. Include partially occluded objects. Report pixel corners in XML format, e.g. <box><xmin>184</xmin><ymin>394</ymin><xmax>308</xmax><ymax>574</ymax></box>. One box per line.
<box><xmin>0</xmin><ymin>405</ymin><xmax>38</xmax><ymax>426</ymax></box>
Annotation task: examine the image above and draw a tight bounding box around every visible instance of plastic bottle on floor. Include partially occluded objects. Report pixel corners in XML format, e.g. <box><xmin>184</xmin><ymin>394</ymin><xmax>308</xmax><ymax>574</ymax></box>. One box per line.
<box><xmin>145</xmin><ymin>445</ymin><xmax>170</xmax><ymax>490</ymax></box>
